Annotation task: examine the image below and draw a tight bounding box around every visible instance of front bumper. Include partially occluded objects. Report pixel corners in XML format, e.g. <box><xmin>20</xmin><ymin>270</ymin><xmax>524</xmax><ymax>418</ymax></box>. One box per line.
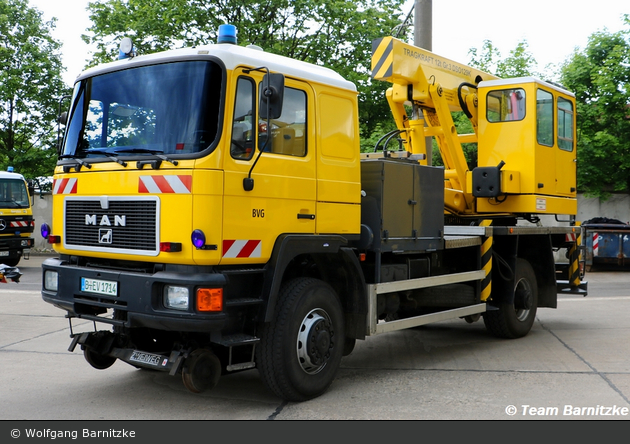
<box><xmin>41</xmin><ymin>257</ymin><xmax>227</xmax><ymax>332</ymax></box>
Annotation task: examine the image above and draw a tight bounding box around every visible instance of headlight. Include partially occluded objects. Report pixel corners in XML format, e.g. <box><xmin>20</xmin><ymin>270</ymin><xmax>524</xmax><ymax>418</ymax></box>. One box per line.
<box><xmin>163</xmin><ymin>286</ymin><xmax>189</xmax><ymax>311</ymax></box>
<box><xmin>44</xmin><ymin>270</ymin><xmax>58</xmax><ymax>292</ymax></box>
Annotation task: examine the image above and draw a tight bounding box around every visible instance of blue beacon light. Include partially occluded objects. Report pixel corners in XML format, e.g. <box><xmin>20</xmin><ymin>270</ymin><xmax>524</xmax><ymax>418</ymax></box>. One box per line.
<box><xmin>191</xmin><ymin>230</ymin><xmax>206</xmax><ymax>249</ymax></box>
<box><xmin>217</xmin><ymin>24</ymin><xmax>237</xmax><ymax>44</ymax></box>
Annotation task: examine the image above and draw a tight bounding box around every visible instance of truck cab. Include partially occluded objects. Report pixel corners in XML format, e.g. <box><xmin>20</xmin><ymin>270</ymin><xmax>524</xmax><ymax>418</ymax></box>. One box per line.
<box><xmin>0</xmin><ymin>170</ymin><xmax>35</xmax><ymax>266</ymax></box>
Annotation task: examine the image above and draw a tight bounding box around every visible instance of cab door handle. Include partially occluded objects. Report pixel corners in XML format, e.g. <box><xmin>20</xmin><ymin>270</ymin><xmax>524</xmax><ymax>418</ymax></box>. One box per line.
<box><xmin>297</xmin><ymin>214</ymin><xmax>315</xmax><ymax>220</ymax></box>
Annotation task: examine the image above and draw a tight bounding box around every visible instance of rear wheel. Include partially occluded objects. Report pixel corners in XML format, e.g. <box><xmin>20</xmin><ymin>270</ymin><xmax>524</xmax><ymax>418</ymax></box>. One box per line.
<box><xmin>484</xmin><ymin>258</ymin><xmax>538</xmax><ymax>339</ymax></box>
<box><xmin>258</xmin><ymin>277</ymin><xmax>345</xmax><ymax>402</ymax></box>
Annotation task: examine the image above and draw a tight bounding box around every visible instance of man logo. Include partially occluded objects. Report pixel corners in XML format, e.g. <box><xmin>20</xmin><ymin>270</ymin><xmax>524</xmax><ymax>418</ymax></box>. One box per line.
<box><xmin>86</xmin><ymin>215</ymin><xmax>127</xmax><ymax>226</ymax></box>
<box><xmin>99</xmin><ymin>229</ymin><xmax>113</xmax><ymax>244</ymax></box>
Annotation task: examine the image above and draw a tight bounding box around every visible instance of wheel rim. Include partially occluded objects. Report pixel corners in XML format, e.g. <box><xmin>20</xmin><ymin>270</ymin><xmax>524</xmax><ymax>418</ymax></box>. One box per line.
<box><xmin>296</xmin><ymin>308</ymin><xmax>335</xmax><ymax>375</ymax></box>
<box><xmin>514</xmin><ymin>276</ymin><xmax>534</xmax><ymax>322</ymax></box>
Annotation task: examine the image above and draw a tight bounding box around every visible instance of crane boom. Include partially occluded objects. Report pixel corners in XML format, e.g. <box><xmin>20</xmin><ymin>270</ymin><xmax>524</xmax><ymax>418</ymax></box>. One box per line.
<box><xmin>371</xmin><ymin>36</ymin><xmax>578</xmax><ymax>218</ymax></box>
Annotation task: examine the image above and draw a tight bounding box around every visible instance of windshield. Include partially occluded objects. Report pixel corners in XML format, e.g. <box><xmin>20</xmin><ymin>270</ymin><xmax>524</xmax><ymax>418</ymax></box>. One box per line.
<box><xmin>0</xmin><ymin>179</ymin><xmax>30</xmax><ymax>208</ymax></box>
<box><xmin>62</xmin><ymin>61</ymin><xmax>223</xmax><ymax>159</ymax></box>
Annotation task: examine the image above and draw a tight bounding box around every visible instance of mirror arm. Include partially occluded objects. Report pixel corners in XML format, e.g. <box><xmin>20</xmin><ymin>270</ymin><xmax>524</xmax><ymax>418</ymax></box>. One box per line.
<box><xmin>243</xmin><ymin>69</ymin><xmax>273</xmax><ymax>192</ymax></box>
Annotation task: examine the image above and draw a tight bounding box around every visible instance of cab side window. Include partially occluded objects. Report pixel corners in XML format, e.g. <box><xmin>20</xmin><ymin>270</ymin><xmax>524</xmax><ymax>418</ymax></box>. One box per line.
<box><xmin>231</xmin><ymin>77</ymin><xmax>256</xmax><ymax>160</ymax></box>
<box><xmin>259</xmin><ymin>85</ymin><xmax>307</xmax><ymax>157</ymax></box>
<box><xmin>557</xmin><ymin>97</ymin><xmax>574</xmax><ymax>151</ymax></box>
<box><xmin>487</xmin><ymin>88</ymin><xmax>525</xmax><ymax>122</ymax></box>
<box><xmin>536</xmin><ymin>89</ymin><xmax>554</xmax><ymax>147</ymax></box>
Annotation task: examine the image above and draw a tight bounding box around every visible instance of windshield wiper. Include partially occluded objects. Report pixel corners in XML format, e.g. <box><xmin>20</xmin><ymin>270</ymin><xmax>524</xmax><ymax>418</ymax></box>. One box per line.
<box><xmin>113</xmin><ymin>148</ymin><xmax>179</xmax><ymax>168</ymax></box>
<box><xmin>0</xmin><ymin>199</ymin><xmax>23</xmax><ymax>208</ymax></box>
<box><xmin>84</xmin><ymin>149</ymin><xmax>128</xmax><ymax>167</ymax></box>
<box><xmin>58</xmin><ymin>154</ymin><xmax>93</xmax><ymax>172</ymax></box>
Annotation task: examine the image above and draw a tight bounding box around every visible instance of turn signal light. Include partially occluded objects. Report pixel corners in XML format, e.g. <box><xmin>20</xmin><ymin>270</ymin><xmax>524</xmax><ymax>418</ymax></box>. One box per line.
<box><xmin>160</xmin><ymin>242</ymin><xmax>182</xmax><ymax>252</ymax></box>
<box><xmin>197</xmin><ymin>288</ymin><xmax>223</xmax><ymax>312</ymax></box>
<box><xmin>47</xmin><ymin>235</ymin><xmax>61</xmax><ymax>244</ymax></box>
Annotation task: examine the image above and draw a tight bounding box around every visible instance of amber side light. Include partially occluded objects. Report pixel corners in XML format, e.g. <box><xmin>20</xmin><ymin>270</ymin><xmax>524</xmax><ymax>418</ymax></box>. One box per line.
<box><xmin>197</xmin><ymin>288</ymin><xmax>223</xmax><ymax>312</ymax></box>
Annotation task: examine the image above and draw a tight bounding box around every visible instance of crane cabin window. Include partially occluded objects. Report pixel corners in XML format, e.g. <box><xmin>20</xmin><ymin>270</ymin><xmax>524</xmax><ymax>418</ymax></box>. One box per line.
<box><xmin>536</xmin><ymin>89</ymin><xmax>554</xmax><ymax>147</ymax></box>
<box><xmin>486</xmin><ymin>88</ymin><xmax>526</xmax><ymax>122</ymax></box>
<box><xmin>557</xmin><ymin>97</ymin><xmax>574</xmax><ymax>151</ymax></box>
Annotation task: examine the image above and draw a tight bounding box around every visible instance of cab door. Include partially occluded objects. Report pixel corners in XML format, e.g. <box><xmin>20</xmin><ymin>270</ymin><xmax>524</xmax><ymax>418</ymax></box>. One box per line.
<box><xmin>222</xmin><ymin>72</ymin><xmax>316</xmax><ymax>265</ymax></box>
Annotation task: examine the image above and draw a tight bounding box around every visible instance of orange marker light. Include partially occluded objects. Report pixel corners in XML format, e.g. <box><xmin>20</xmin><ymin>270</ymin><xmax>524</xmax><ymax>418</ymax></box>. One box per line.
<box><xmin>196</xmin><ymin>288</ymin><xmax>223</xmax><ymax>312</ymax></box>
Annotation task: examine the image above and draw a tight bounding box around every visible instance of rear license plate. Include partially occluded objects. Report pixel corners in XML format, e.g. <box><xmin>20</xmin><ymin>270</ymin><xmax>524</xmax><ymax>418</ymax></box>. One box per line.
<box><xmin>0</xmin><ymin>251</ymin><xmax>9</xmax><ymax>257</ymax></box>
<box><xmin>81</xmin><ymin>277</ymin><xmax>118</xmax><ymax>296</ymax></box>
<box><xmin>130</xmin><ymin>351</ymin><xmax>165</xmax><ymax>367</ymax></box>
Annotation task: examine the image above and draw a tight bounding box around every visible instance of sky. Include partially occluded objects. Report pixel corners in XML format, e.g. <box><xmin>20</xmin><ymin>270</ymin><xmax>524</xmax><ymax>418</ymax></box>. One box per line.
<box><xmin>28</xmin><ymin>0</ymin><xmax>629</xmax><ymax>87</ymax></box>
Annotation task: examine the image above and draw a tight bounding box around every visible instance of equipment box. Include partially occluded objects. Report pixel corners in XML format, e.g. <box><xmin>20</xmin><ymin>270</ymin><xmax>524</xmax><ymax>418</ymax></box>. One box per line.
<box><xmin>360</xmin><ymin>159</ymin><xmax>444</xmax><ymax>253</ymax></box>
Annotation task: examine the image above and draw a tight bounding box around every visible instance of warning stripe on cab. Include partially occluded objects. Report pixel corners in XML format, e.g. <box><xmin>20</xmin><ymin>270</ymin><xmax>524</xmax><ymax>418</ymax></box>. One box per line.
<box><xmin>10</xmin><ymin>221</ymin><xmax>34</xmax><ymax>228</ymax></box>
<box><xmin>53</xmin><ymin>178</ymin><xmax>78</xmax><ymax>195</ymax></box>
<box><xmin>223</xmin><ymin>240</ymin><xmax>262</xmax><ymax>259</ymax></box>
<box><xmin>139</xmin><ymin>175</ymin><xmax>192</xmax><ymax>194</ymax></box>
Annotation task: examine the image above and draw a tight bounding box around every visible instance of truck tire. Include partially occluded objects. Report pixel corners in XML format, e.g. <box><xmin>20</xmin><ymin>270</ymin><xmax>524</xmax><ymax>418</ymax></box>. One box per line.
<box><xmin>1</xmin><ymin>258</ymin><xmax>20</xmax><ymax>267</ymax></box>
<box><xmin>258</xmin><ymin>277</ymin><xmax>345</xmax><ymax>402</ymax></box>
<box><xmin>483</xmin><ymin>258</ymin><xmax>538</xmax><ymax>339</ymax></box>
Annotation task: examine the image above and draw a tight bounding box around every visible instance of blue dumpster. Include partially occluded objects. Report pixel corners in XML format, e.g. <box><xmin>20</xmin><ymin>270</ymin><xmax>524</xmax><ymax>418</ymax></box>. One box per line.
<box><xmin>583</xmin><ymin>218</ymin><xmax>630</xmax><ymax>270</ymax></box>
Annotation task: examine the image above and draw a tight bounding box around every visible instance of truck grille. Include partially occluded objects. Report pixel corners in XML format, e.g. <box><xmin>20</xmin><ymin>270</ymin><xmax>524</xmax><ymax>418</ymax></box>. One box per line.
<box><xmin>65</xmin><ymin>199</ymin><xmax>158</xmax><ymax>253</ymax></box>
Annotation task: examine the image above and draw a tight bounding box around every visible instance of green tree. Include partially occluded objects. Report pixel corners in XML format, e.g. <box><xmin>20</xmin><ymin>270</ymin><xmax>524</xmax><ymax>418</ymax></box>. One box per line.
<box><xmin>560</xmin><ymin>16</ymin><xmax>630</xmax><ymax>198</ymax></box>
<box><xmin>468</xmin><ymin>39</ymin><xmax>539</xmax><ymax>78</ymax></box>
<box><xmin>0</xmin><ymin>0</ymin><xmax>66</xmax><ymax>182</ymax></box>
<box><xmin>83</xmin><ymin>0</ymin><xmax>407</xmax><ymax>147</ymax></box>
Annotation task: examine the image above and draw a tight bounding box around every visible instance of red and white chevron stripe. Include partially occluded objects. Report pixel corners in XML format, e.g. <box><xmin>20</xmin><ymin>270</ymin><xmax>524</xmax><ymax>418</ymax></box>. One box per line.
<box><xmin>138</xmin><ymin>175</ymin><xmax>192</xmax><ymax>194</ymax></box>
<box><xmin>53</xmin><ymin>178</ymin><xmax>78</xmax><ymax>195</ymax></box>
<box><xmin>222</xmin><ymin>240</ymin><xmax>262</xmax><ymax>258</ymax></box>
<box><xmin>565</xmin><ymin>233</ymin><xmax>577</xmax><ymax>242</ymax></box>
<box><xmin>10</xmin><ymin>221</ymin><xmax>34</xmax><ymax>228</ymax></box>
<box><xmin>593</xmin><ymin>233</ymin><xmax>599</xmax><ymax>257</ymax></box>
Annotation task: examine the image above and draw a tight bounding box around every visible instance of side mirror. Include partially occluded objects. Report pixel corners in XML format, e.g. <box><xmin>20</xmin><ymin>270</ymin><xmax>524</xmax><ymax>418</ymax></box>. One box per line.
<box><xmin>58</xmin><ymin>112</ymin><xmax>68</xmax><ymax>126</ymax></box>
<box><xmin>259</xmin><ymin>73</ymin><xmax>284</xmax><ymax>120</ymax></box>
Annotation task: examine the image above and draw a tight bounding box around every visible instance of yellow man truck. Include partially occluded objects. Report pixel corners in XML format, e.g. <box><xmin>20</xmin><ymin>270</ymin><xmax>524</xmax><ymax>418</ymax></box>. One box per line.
<box><xmin>41</xmin><ymin>25</ymin><xmax>586</xmax><ymax>401</ymax></box>
<box><xmin>0</xmin><ymin>169</ymin><xmax>34</xmax><ymax>266</ymax></box>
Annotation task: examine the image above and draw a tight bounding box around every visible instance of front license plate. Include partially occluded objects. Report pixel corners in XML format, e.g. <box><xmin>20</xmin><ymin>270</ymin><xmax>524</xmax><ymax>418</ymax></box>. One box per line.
<box><xmin>0</xmin><ymin>251</ymin><xmax>9</xmax><ymax>257</ymax></box>
<box><xmin>81</xmin><ymin>277</ymin><xmax>118</xmax><ymax>296</ymax></box>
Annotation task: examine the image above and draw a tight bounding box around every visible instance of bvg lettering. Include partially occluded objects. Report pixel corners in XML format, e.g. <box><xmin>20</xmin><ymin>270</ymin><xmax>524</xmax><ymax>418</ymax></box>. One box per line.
<box><xmin>85</xmin><ymin>215</ymin><xmax>127</xmax><ymax>226</ymax></box>
<box><xmin>252</xmin><ymin>209</ymin><xmax>265</xmax><ymax>218</ymax></box>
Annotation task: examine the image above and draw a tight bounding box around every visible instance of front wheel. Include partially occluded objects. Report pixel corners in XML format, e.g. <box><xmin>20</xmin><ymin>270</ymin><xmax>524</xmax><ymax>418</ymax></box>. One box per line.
<box><xmin>1</xmin><ymin>257</ymin><xmax>20</xmax><ymax>267</ymax></box>
<box><xmin>483</xmin><ymin>258</ymin><xmax>538</xmax><ymax>339</ymax></box>
<box><xmin>258</xmin><ymin>277</ymin><xmax>345</xmax><ymax>402</ymax></box>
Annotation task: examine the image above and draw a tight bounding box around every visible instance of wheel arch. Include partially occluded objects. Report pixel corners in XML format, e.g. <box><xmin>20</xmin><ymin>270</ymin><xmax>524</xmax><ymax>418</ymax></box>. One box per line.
<box><xmin>490</xmin><ymin>234</ymin><xmax>556</xmax><ymax>308</ymax></box>
<box><xmin>262</xmin><ymin>234</ymin><xmax>368</xmax><ymax>339</ymax></box>
<box><xmin>518</xmin><ymin>234</ymin><xmax>557</xmax><ymax>309</ymax></box>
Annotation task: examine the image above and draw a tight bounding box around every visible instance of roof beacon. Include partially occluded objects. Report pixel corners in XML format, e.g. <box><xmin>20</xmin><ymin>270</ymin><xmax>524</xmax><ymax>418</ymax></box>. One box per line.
<box><xmin>217</xmin><ymin>24</ymin><xmax>237</xmax><ymax>45</ymax></box>
<box><xmin>118</xmin><ymin>37</ymin><xmax>135</xmax><ymax>60</ymax></box>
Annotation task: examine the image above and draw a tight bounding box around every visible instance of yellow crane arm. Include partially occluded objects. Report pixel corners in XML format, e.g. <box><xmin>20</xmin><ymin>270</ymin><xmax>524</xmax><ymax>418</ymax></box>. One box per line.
<box><xmin>372</xmin><ymin>36</ymin><xmax>498</xmax><ymax>214</ymax></box>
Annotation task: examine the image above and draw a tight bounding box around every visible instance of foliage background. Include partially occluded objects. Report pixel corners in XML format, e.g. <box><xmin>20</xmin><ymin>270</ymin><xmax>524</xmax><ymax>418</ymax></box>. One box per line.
<box><xmin>0</xmin><ymin>0</ymin><xmax>67</xmax><ymax>188</ymax></box>
<box><xmin>2</xmin><ymin>1</ymin><xmax>629</xmax><ymax>198</ymax></box>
